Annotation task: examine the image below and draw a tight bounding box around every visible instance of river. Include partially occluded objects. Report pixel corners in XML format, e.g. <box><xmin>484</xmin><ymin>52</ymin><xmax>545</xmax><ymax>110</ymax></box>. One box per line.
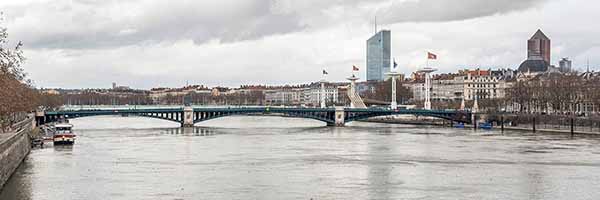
<box><xmin>1</xmin><ymin>115</ymin><xmax>600</xmax><ymax>200</ymax></box>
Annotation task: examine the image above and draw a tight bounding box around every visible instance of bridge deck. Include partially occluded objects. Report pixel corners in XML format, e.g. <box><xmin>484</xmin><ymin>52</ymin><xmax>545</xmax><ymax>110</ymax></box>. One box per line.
<box><xmin>41</xmin><ymin>107</ymin><xmax>472</xmax><ymax>126</ymax></box>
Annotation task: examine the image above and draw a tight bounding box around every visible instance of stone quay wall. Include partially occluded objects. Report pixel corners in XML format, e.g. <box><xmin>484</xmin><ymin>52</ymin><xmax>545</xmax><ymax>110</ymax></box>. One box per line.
<box><xmin>0</xmin><ymin>117</ymin><xmax>34</xmax><ymax>189</ymax></box>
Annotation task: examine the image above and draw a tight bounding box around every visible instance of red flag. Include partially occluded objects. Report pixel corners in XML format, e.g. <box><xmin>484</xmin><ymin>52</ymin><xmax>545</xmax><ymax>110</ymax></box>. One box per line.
<box><xmin>352</xmin><ymin>65</ymin><xmax>359</xmax><ymax>71</ymax></box>
<box><xmin>427</xmin><ymin>52</ymin><xmax>437</xmax><ymax>60</ymax></box>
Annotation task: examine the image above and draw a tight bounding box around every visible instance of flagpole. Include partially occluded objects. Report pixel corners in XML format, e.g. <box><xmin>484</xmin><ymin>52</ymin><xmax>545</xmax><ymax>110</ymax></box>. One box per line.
<box><xmin>426</xmin><ymin>52</ymin><xmax>429</xmax><ymax>69</ymax></box>
<box><xmin>321</xmin><ymin>68</ymin><xmax>327</xmax><ymax>108</ymax></box>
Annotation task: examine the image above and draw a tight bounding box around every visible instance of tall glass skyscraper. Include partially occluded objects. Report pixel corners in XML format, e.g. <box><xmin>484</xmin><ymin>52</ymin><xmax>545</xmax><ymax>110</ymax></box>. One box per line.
<box><xmin>366</xmin><ymin>30</ymin><xmax>391</xmax><ymax>81</ymax></box>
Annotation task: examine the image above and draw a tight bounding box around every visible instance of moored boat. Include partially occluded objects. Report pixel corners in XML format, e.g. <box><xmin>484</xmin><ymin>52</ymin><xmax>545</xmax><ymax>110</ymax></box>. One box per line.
<box><xmin>478</xmin><ymin>122</ymin><xmax>493</xmax><ymax>130</ymax></box>
<box><xmin>53</xmin><ymin>123</ymin><xmax>76</xmax><ymax>145</ymax></box>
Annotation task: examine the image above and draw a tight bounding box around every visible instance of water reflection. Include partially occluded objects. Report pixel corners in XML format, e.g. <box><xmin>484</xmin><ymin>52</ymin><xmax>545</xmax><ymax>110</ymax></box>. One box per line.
<box><xmin>366</xmin><ymin>126</ymin><xmax>394</xmax><ymax>200</ymax></box>
<box><xmin>0</xmin><ymin>156</ymin><xmax>34</xmax><ymax>200</ymax></box>
<box><xmin>162</xmin><ymin>127</ymin><xmax>220</xmax><ymax>136</ymax></box>
<box><xmin>53</xmin><ymin>145</ymin><xmax>74</xmax><ymax>152</ymax></box>
<box><xmin>524</xmin><ymin>167</ymin><xmax>547</xmax><ymax>200</ymax></box>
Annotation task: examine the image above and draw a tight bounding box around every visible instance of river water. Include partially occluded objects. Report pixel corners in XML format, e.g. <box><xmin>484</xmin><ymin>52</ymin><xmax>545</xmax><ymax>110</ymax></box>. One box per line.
<box><xmin>1</xmin><ymin>116</ymin><xmax>600</xmax><ymax>200</ymax></box>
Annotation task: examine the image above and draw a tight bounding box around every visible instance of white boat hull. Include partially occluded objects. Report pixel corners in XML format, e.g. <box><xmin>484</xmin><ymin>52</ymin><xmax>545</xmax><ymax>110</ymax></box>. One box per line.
<box><xmin>53</xmin><ymin>135</ymin><xmax>75</xmax><ymax>145</ymax></box>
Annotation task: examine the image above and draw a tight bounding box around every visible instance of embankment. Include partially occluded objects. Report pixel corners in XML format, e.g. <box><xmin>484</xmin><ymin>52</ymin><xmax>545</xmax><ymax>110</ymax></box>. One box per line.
<box><xmin>0</xmin><ymin>117</ymin><xmax>33</xmax><ymax>189</ymax></box>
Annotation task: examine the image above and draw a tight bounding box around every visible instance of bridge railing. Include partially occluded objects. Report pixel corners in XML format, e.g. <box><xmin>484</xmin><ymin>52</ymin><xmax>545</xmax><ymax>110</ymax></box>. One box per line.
<box><xmin>47</xmin><ymin>108</ymin><xmax>187</xmax><ymax>115</ymax></box>
<box><xmin>192</xmin><ymin>107</ymin><xmax>337</xmax><ymax>112</ymax></box>
<box><xmin>51</xmin><ymin>106</ymin><xmax>468</xmax><ymax>114</ymax></box>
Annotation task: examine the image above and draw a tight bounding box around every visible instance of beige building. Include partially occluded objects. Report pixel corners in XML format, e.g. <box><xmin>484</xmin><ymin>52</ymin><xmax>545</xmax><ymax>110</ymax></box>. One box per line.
<box><xmin>462</xmin><ymin>69</ymin><xmax>514</xmax><ymax>100</ymax></box>
<box><xmin>409</xmin><ymin>69</ymin><xmax>515</xmax><ymax>102</ymax></box>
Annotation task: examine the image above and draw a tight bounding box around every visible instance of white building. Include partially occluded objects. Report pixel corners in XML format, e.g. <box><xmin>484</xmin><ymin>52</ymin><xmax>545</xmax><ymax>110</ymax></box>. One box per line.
<box><xmin>264</xmin><ymin>88</ymin><xmax>306</xmax><ymax>106</ymax></box>
<box><xmin>463</xmin><ymin>69</ymin><xmax>514</xmax><ymax>100</ymax></box>
<box><xmin>409</xmin><ymin>69</ymin><xmax>515</xmax><ymax>102</ymax></box>
<box><xmin>305</xmin><ymin>83</ymin><xmax>340</xmax><ymax>107</ymax></box>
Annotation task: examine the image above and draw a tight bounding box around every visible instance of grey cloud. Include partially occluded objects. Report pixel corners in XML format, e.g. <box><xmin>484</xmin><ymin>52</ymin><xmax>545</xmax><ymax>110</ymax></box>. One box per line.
<box><xmin>3</xmin><ymin>0</ymin><xmax>306</xmax><ymax>49</ymax></box>
<box><xmin>2</xmin><ymin>0</ymin><xmax>548</xmax><ymax>50</ymax></box>
<box><xmin>380</xmin><ymin>0</ymin><xmax>548</xmax><ymax>23</ymax></box>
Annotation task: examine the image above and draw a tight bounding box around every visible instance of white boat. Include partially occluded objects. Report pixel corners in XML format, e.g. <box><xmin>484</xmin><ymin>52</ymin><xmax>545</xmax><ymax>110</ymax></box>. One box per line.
<box><xmin>53</xmin><ymin>123</ymin><xmax>76</xmax><ymax>145</ymax></box>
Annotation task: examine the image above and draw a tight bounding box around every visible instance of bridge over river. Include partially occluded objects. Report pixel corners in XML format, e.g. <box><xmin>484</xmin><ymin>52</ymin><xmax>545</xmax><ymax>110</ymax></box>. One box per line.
<box><xmin>37</xmin><ymin>106</ymin><xmax>472</xmax><ymax>127</ymax></box>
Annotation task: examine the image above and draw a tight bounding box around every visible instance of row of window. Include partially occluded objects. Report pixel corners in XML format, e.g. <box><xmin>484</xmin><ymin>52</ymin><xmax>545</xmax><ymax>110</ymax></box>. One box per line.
<box><xmin>467</xmin><ymin>84</ymin><xmax>498</xmax><ymax>88</ymax></box>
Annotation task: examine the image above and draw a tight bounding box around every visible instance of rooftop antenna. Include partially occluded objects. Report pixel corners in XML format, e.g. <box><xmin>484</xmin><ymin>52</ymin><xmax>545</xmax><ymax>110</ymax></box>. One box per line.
<box><xmin>587</xmin><ymin>59</ymin><xmax>590</xmax><ymax>73</ymax></box>
<box><xmin>374</xmin><ymin>16</ymin><xmax>377</xmax><ymax>34</ymax></box>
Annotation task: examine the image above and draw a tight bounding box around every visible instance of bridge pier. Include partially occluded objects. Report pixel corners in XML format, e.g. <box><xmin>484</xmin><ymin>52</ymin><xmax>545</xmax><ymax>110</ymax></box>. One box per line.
<box><xmin>334</xmin><ymin>107</ymin><xmax>345</xmax><ymax>127</ymax></box>
<box><xmin>35</xmin><ymin>110</ymin><xmax>46</xmax><ymax>126</ymax></box>
<box><xmin>181</xmin><ymin>106</ymin><xmax>194</xmax><ymax>127</ymax></box>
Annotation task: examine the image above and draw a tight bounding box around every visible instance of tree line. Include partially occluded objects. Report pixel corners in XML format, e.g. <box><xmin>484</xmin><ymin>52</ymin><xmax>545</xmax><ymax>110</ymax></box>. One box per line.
<box><xmin>47</xmin><ymin>90</ymin><xmax>266</xmax><ymax>106</ymax></box>
<box><xmin>506</xmin><ymin>73</ymin><xmax>600</xmax><ymax>115</ymax></box>
<box><xmin>0</xmin><ymin>24</ymin><xmax>58</xmax><ymax>131</ymax></box>
<box><xmin>362</xmin><ymin>78</ymin><xmax>413</xmax><ymax>105</ymax></box>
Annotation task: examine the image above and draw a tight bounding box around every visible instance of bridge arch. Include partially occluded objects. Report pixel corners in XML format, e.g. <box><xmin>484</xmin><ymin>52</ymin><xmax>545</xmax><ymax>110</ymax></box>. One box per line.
<box><xmin>43</xmin><ymin>110</ymin><xmax>185</xmax><ymax>125</ymax></box>
<box><xmin>41</xmin><ymin>107</ymin><xmax>471</xmax><ymax>127</ymax></box>
<box><xmin>191</xmin><ymin>110</ymin><xmax>336</xmax><ymax>125</ymax></box>
<box><xmin>344</xmin><ymin>110</ymin><xmax>471</xmax><ymax>124</ymax></box>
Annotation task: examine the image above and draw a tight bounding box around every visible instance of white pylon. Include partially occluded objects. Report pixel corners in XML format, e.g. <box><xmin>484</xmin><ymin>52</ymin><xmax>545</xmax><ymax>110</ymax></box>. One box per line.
<box><xmin>346</xmin><ymin>75</ymin><xmax>366</xmax><ymax>109</ymax></box>
<box><xmin>417</xmin><ymin>68</ymin><xmax>436</xmax><ymax>110</ymax></box>
<box><xmin>424</xmin><ymin>73</ymin><xmax>431</xmax><ymax>110</ymax></box>
<box><xmin>347</xmin><ymin>76</ymin><xmax>358</xmax><ymax>108</ymax></box>
<box><xmin>320</xmin><ymin>81</ymin><xmax>326</xmax><ymax>108</ymax></box>
<box><xmin>386</xmin><ymin>71</ymin><xmax>402</xmax><ymax>110</ymax></box>
<box><xmin>473</xmin><ymin>96</ymin><xmax>479</xmax><ymax>113</ymax></box>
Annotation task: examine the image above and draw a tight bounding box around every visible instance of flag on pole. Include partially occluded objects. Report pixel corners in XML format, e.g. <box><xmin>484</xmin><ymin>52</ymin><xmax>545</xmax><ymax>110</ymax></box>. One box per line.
<box><xmin>322</xmin><ymin>69</ymin><xmax>328</xmax><ymax>75</ymax></box>
<box><xmin>352</xmin><ymin>65</ymin><xmax>359</xmax><ymax>71</ymax></box>
<box><xmin>427</xmin><ymin>52</ymin><xmax>437</xmax><ymax>60</ymax></box>
<box><xmin>393</xmin><ymin>59</ymin><xmax>398</xmax><ymax>69</ymax></box>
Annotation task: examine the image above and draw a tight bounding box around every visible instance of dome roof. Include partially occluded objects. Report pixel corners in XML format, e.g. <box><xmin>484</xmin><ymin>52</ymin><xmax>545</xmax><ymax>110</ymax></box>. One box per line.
<box><xmin>518</xmin><ymin>59</ymin><xmax>549</xmax><ymax>73</ymax></box>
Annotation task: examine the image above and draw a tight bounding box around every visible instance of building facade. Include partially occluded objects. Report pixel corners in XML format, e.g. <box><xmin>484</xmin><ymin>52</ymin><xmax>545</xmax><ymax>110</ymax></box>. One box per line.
<box><xmin>409</xmin><ymin>75</ymin><xmax>464</xmax><ymax>102</ymax></box>
<box><xmin>518</xmin><ymin>29</ymin><xmax>554</xmax><ymax>79</ymax></box>
<box><xmin>408</xmin><ymin>69</ymin><xmax>516</xmax><ymax>102</ymax></box>
<box><xmin>432</xmin><ymin>76</ymin><xmax>464</xmax><ymax>101</ymax></box>
<box><xmin>527</xmin><ymin>29</ymin><xmax>551</xmax><ymax>64</ymax></box>
<box><xmin>462</xmin><ymin>69</ymin><xmax>514</xmax><ymax>100</ymax></box>
<box><xmin>264</xmin><ymin>88</ymin><xmax>306</xmax><ymax>106</ymax></box>
<box><xmin>306</xmin><ymin>83</ymin><xmax>340</xmax><ymax>107</ymax></box>
<box><xmin>559</xmin><ymin>57</ymin><xmax>572</xmax><ymax>73</ymax></box>
<box><xmin>366</xmin><ymin>30</ymin><xmax>391</xmax><ymax>81</ymax></box>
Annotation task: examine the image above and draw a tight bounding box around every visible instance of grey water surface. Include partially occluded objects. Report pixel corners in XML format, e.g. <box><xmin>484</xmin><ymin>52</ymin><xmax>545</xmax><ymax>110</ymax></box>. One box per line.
<box><xmin>1</xmin><ymin>115</ymin><xmax>600</xmax><ymax>200</ymax></box>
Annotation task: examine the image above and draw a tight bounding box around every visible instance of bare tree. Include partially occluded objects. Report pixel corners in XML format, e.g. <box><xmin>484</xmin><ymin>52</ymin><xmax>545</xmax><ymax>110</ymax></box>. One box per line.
<box><xmin>0</xmin><ymin>20</ymin><xmax>39</xmax><ymax>131</ymax></box>
<box><xmin>363</xmin><ymin>79</ymin><xmax>413</xmax><ymax>105</ymax></box>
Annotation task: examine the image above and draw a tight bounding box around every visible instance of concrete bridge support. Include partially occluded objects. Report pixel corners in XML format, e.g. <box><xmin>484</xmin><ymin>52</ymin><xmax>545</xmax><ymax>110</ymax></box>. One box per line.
<box><xmin>181</xmin><ymin>106</ymin><xmax>194</xmax><ymax>127</ymax></box>
<box><xmin>335</xmin><ymin>107</ymin><xmax>345</xmax><ymax>127</ymax></box>
<box><xmin>35</xmin><ymin>110</ymin><xmax>45</xmax><ymax>126</ymax></box>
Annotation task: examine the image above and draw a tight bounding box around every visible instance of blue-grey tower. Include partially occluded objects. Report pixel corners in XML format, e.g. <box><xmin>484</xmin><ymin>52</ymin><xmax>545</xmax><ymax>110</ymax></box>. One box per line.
<box><xmin>366</xmin><ymin>30</ymin><xmax>391</xmax><ymax>81</ymax></box>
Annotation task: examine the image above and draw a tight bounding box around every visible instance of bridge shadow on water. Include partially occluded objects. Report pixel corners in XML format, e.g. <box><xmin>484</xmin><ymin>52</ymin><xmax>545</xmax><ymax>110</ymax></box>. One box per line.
<box><xmin>161</xmin><ymin>127</ymin><xmax>222</xmax><ymax>136</ymax></box>
<box><xmin>159</xmin><ymin>126</ymin><xmax>337</xmax><ymax>137</ymax></box>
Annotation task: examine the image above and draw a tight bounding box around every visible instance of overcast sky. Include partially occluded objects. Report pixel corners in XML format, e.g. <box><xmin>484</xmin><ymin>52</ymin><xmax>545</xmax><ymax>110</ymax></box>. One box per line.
<box><xmin>1</xmin><ymin>0</ymin><xmax>599</xmax><ymax>89</ymax></box>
